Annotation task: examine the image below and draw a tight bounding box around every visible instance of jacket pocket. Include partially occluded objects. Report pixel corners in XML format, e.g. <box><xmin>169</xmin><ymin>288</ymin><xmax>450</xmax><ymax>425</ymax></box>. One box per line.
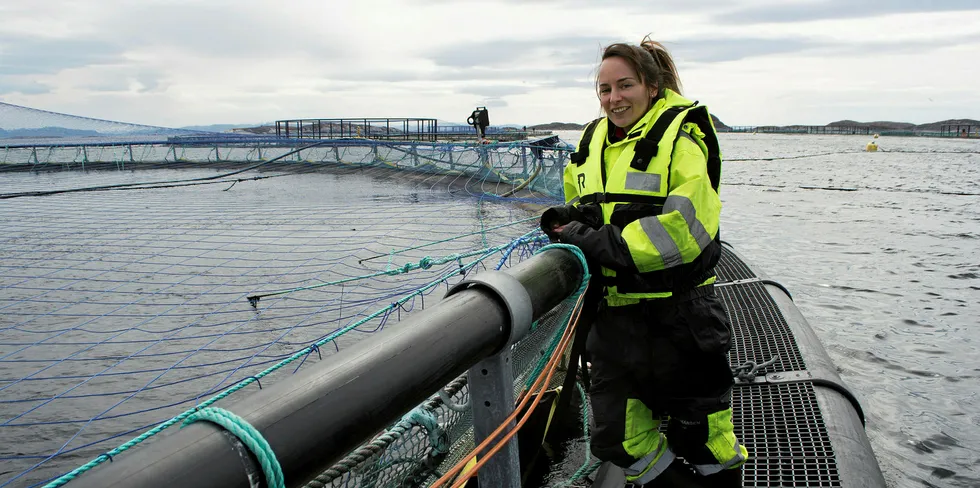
<box><xmin>683</xmin><ymin>296</ymin><xmax>732</xmax><ymax>354</ymax></box>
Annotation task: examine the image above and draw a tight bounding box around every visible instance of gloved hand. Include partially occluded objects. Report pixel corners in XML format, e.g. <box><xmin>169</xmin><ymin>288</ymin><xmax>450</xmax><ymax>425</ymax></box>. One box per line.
<box><xmin>556</xmin><ymin>221</ymin><xmax>637</xmax><ymax>273</ymax></box>
<box><xmin>540</xmin><ymin>204</ymin><xmax>580</xmax><ymax>241</ymax></box>
<box><xmin>540</xmin><ymin>204</ymin><xmax>602</xmax><ymax>241</ymax></box>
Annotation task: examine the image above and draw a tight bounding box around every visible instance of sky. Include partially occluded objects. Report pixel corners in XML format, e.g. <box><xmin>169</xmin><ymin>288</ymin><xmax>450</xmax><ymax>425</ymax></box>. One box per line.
<box><xmin>2</xmin><ymin>0</ymin><xmax>980</xmax><ymax>129</ymax></box>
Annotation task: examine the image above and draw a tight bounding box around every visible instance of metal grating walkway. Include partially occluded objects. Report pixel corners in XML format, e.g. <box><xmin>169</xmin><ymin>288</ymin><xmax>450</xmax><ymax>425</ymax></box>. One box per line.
<box><xmin>721</xmin><ymin>281</ymin><xmax>806</xmax><ymax>374</ymax></box>
<box><xmin>715</xmin><ymin>243</ymin><xmax>757</xmax><ymax>282</ymax></box>
<box><xmin>717</xmin><ymin>246</ymin><xmax>841</xmax><ymax>487</ymax></box>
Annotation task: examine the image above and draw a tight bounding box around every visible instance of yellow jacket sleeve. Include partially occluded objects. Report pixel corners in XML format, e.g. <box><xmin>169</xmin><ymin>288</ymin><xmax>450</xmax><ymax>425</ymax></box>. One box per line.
<box><xmin>562</xmin><ymin>163</ymin><xmax>579</xmax><ymax>204</ymax></box>
<box><xmin>620</xmin><ymin>128</ymin><xmax>721</xmax><ymax>273</ymax></box>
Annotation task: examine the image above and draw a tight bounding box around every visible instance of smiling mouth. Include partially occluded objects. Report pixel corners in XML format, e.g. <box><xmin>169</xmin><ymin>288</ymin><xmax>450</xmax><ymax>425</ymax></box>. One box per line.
<box><xmin>611</xmin><ymin>106</ymin><xmax>629</xmax><ymax>114</ymax></box>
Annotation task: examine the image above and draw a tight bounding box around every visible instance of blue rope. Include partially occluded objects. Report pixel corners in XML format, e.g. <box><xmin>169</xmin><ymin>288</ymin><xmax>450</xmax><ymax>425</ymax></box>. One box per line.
<box><xmin>181</xmin><ymin>407</ymin><xmax>284</xmax><ymax>488</ymax></box>
<box><xmin>39</xmin><ymin>230</ymin><xmax>540</xmax><ymax>487</ymax></box>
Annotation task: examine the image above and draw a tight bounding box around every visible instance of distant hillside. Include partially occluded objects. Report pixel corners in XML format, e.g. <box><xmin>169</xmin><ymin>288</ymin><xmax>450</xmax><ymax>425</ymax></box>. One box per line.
<box><xmin>532</xmin><ymin>113</ymin><xmax>730</xmax><ymax>132</ymax></box>
<box><xmin>0</xmin><ymin>127</ymin><xmax>101</xmax><ymax>139</ymax></box>
<box><xmin>179</xmin><ymin>124</ymin><xmax>244</xmax><ymax>132</ymax></box>
<box><xmin>827</xmin><ymin>120</ymin><xmax>916</xmax><ymax>130</ymax></box>
<box><xmin>914</xmin><ymin>119</ymin><xmax>980</xmax><ymax>131</ymax></box>
<box><xmin>530</xmin><ymin>122</ymin><xmax>586</xmax><ymax>130</ymax></box>
<box><xmin>711</xmin><ymin>114</ymin><xmax>729</xmax><ymax>131</ymax></box>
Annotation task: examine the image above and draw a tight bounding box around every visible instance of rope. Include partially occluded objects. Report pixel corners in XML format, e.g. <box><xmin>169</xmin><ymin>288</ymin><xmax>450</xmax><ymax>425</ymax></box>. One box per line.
<box><xmin>549</xmin><ymin>381</ymin><xmax>601</xmax><ymax>487</ymax></box>
<box><xmin>303</xmin><ymin>377</ymin><xmax>468</xmax><ymax>487</ymax></box>
<box><xmin>41</xmin><ymin>231</ymin><xmax>542</xmax><ymax>488</ymax></box>
<box><xmin>247</xmin><ymin>232</ymin><xmax>548</xmax><ymax>305</ymax></box>
<box><xmin>182</xmin><ymin>407</ymin><xmax>285</xmax><ymax>488</ymax></box>
<box><xmin>732</xmin><ymin>355</ymin><xmax>780</xmax><ymax>382</ymax></box>
<box><xmin>430</xmin><ymin>277</ymin><xmax>590</xmax><ymax>488</ymax></box>
<box><xmin>357</xmin><ymin>217</ymin><xmax>538</xmax><ymax>263</ymax></box>
<box><xmin>0</xmin><ymin>140</ymin><xmax>334</xmax><ymax>200</ymax></box>
<box><xmin>523</xmin><ymin>243</ymin><xmax>591</xmax><ymax>390</ymax></box>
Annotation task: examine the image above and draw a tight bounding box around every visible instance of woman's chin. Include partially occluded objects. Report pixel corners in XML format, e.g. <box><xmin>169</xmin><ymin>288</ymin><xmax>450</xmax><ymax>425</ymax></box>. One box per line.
<box><xmin>609</xmin><ymin>113</ymin><xmax>636</xmax><ymax>128</ymax></box>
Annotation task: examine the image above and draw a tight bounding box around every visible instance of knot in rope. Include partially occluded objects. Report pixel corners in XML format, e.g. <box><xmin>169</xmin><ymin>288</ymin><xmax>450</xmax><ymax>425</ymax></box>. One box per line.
<box><xmin>406</xmin><ymin>407</ymin><xmax>449</xmax><ymax>454</ymax></box>
<box><xmin>419</xmin><ymin>256</ymin><xmax>433</xmax><ymax>269</ymax></box>
<box><xmin>732</xmin><ymin>355</ymin><xmax>779</xmax><ymax>382</ymax></box>
<box><xmin>182</xmin><ymin>407</ymin><xmax>285</xmax><ymax>488</ymax></box>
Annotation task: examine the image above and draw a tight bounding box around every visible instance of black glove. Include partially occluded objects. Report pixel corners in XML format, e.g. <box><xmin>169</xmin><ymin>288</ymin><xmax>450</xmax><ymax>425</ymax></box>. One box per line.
<box><xmin>557</xmin><ymin>221</ymin><xmax>637</xmax><ymax>273</ymax></box>
<box><xmin>540</xmin><ymin>203</ymin><xmax>603</xmax><ymax>241</ymax></box>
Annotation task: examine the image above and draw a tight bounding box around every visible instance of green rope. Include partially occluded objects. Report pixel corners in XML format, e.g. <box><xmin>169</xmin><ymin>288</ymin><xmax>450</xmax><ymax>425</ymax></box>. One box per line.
<box><xmin>182</xmin><ymin>407</ymin><xmax>285</xmax><ymax>488</ymax></box>
<box><xmin>44</xmin><ymin>230</ymin><xmax>544</xmax><ymax>488</ymax></box>
<box><xmin>303</xmin><ymin>378</ymin><xmax>468</xmax><ymax>487</ymax></box>
<box><xmin>556</xmin><ymin>381</ymin><xmax>602</xmax><ymax>487</ymax></box>
<box><xmin>523</xmin><ymin>243</ymin><xmax>591</xmax><ymax>390</ymax></box>
<box><xmin>248</xmin><ymin>226</ymin><xmax>542</xmax><ymax>304</ymax></box>
<box><xmin>478</xmin><ymin>198</ymin><xmax>488</xmax><ymax>248</ymax></box>
<box><xmin>357</xmin><ymin>216</ymin><xmax>538</xmax><ymax>263</ymax></box>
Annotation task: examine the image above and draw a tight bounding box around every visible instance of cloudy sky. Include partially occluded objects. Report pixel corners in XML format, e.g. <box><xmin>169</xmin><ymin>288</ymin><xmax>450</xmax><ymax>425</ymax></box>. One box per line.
<box><xmin>2</xmin><ymin>0</ymin><xmax>979</xmax><ymax>128</ymax></box>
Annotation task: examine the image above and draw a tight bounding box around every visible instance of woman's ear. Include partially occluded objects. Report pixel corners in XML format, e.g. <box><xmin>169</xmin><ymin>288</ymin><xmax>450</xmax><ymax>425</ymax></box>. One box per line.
<box><xmin>649</xmin><ymin>84</ymin><xmax>659</xmax><ymax>99</ymax></box>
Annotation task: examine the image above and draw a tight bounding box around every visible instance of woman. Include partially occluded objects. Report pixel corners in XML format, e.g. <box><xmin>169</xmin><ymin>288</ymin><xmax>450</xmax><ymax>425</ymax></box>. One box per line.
<box><xmin>542</xmin><ymin>37</ymin><xmax>747</xmax><ymax>487</ymax></box>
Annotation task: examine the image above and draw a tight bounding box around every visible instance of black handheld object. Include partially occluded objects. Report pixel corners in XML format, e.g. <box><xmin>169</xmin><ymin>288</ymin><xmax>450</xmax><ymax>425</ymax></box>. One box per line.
<box><xmin>467</xmin><ymin>106</ymin><xmax>490</xmax><ymax>138</ymax></box>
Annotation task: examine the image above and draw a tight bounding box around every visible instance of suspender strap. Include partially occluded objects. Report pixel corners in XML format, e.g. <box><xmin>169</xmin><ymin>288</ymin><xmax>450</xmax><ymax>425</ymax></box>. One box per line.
<box><xmin>577</xmin><ymin>193</ymin><xmax>667</xmax><ymax>205</ymax></box>
<box><xmin>683</xmin><ymin>106</ymin><xmax>722</xmax><ymax>191</ymax></box>
<box><xmin>570</xmin><ymin>118</ymin><xmax>602</xmax><ymax>166</ymax></box>
<box><xmin>630</xmin><ymin>106</ymin><xmax>689</xmax><ymax>171</ymax></box>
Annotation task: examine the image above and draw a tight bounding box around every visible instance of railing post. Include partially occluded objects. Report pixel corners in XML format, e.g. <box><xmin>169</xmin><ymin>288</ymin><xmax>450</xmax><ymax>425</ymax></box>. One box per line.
<box><xmin>467</xmin><ymin>351</ymin><xmax>521</xmax><ymax>488</ymax></box>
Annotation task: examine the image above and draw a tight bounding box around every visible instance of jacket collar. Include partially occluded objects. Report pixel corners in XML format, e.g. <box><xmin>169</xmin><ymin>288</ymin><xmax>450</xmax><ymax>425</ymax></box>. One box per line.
<box><xmin>604</xmin><ymin>89</ymin><xmax>695</xmax><ymax>145</ymax></box>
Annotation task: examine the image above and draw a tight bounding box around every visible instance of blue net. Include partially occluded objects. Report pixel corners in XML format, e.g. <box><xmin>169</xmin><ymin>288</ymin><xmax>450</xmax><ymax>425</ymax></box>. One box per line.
<box><xmin>0</xmin><ymin>104</ymin><xmax>578</xmax><ymax>487</ymax></box>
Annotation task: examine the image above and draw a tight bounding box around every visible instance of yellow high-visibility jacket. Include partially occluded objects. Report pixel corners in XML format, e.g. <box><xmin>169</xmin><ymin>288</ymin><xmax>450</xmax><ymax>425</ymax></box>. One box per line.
<box><xmin>559</xmin><ymin>89</ymin><xmax>723</xmax><ymax>306</ymax></box>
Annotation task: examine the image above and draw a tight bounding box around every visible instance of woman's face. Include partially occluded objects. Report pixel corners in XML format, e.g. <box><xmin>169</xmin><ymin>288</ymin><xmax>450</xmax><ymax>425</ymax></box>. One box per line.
<box><xmin>597</xmin><ymin>56</ymin><xmax>658</xmax><ymax>130</ymax></box>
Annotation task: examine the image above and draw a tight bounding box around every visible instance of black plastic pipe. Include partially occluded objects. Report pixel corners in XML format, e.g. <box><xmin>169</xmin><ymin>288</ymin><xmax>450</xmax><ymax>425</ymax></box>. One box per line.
<box><xmin>67</xmin><ymin>247</ymin><xmax>583</xmax><ymax>488</ymax></box>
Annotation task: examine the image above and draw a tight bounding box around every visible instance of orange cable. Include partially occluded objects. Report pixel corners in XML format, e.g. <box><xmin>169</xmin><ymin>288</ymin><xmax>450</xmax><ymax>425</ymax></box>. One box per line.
<box><xmin>430</xmin><ymin>287</ymin><xmax>588</xmax><ymax>488</ymax></box>
<box><xmin>430</xmin><ymin>295</ymin><xmax>583</xmax><ymax>488</ymax></box>
<box><xmin>449</xmin><ymin>295</ymin><xmax>585</xmax><ymax>487</ymax></box>
<box><xmin>449</xmin><ymin>317</ymin><xmax>577</xmax><ymax>488</ymax></box>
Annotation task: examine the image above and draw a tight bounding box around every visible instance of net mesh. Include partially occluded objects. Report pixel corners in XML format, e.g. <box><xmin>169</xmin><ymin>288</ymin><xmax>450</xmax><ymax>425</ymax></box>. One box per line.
<box><xmin>0</xmin><ymin>123</ymin><xmax>574</xmax><ymax>487</ymax></box>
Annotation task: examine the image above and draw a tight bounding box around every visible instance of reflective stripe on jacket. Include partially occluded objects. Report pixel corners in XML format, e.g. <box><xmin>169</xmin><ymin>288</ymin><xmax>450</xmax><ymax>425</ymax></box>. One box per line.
<box><xmin>562</xmin><ymin>89</ymin><xmax>723</xmax><ymax>305</ymax></box>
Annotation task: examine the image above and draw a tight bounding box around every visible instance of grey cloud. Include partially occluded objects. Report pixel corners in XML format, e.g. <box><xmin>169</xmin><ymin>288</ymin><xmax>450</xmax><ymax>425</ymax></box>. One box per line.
<box><xmin>415</xmin><ymin>0</ymin><xmax>731</xmax><ymax>14</ymax></box>
<box><xmin>456</xmin><ymin>84</ymin><xmax>534</xmax><ymax>97</ymax></box>
<box><xmin>0</xmin><ymin>36</ymin><xmax>125</xmax><ymax>75</ymax></box>
<box><xmin>480</xmin><ymin>97</ymin><xmax>508</xmax><ymax>108</ymax></box>
<box><xmin>0</xmin><ymin>78</ymin><xmax>52</xmax><ymax>95</ymax></box>
<box><xmin>319</xmin><ymin>65</ymin><xmax>593</xmax><ymax>87</ymax></box>
<box><xmin>100</xmin><ymin>4</ymin><xmax>344</xmax><ymax>59</ymax></box>
<box><xmin>79</xmin><ymin>70</ymin><xmax>164</xmax><ymax>93</ymax></box>
<box><xmin>669</xmin><ymin>38</ymin><xmax>816</xmax><ymax>63</ymax></box>
<box><xmin>0</xmin><ymin>4</ymin><xmax>347</xmax><ymax>79</ymax></box>
<box><xmin>428</xmin><ymin>36</ymin><xmax>608</xmax><ymax>68</ymax></box>
<box><xmin>717</xmin><ymin>0</ymin><xmax>980</xmax><ymax>24</ymax></box>
<box><xmin>668</xmin><ymin>31</ymin><xmax>980</xmax><ymax>64</ymax></box>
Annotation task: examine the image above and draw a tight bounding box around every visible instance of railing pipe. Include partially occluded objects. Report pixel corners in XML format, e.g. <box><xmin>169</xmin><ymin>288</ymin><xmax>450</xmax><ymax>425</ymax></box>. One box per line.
<box><xmin>66</xmin><ymin>248</ymin><xmax>584</xmax><ymax>488</ymax></box>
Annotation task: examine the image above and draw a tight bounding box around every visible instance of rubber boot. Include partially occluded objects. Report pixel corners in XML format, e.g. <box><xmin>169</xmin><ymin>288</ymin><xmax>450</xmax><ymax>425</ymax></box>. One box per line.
<box><xmin>698</xmin><ymin>465</ymin><xmax>743</xmax><ymax>488</ymax></box>
<box><xmin>630</xmin><ymin>460</ymin><xmax>711</xmax><ymax>488</ymax></box>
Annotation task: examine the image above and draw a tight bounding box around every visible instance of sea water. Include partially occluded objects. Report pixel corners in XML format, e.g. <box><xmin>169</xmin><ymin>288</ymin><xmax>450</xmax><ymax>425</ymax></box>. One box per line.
<box><xmin>2</xmin><ymin>133</ymin><xmax>978</xmax><ymax>487</ymax></box>
<box><xmin>553</xmin><ymin>130</ymin><xmax>980</xmax><ymax>488</ymax></box>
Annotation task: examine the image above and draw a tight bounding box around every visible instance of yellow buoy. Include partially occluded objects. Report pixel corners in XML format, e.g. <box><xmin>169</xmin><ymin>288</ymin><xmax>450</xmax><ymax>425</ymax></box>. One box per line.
<box><xmin>866</xmin><ymin>133</ymin><xmax>879</xmax><ymax>152</ymax></box>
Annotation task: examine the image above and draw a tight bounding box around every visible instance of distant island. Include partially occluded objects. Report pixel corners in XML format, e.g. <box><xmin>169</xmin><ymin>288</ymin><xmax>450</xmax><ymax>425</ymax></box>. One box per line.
<box><xmin>531</xmin><ymin>114</ymin><xmax>731</xmax><ymax>131</ymax></box>
<box><xmin>5</xmin><ymin>117</ymin><xmax>977</xmax><ymax>140</ymax></box>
